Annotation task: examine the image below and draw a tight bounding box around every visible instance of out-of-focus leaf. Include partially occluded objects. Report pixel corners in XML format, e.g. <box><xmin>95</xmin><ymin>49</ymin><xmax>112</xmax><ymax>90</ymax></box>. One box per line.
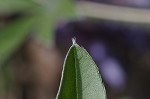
<box><xmin>0</xmin><ymin>16</ymin><xmax>34</xmax><ymax>66</ymax></box>
<box><xmin>56</xmin><ymin>42</ymin><xmax>106</xmax><ymax>99</ymax></box>
<box><xmin>34</xmin><ymin>0</ymin><xmax>76</xmax><ymax>43</ymax></box>
<box><xmin>0</xmin><ymin>0</ymin><xmax>76</xmax><ymax>45</ymax></box>
<box><xmin>0</xmin><ymin>0</ymin><xmax>39</xmax><ymax>14</ymax></box>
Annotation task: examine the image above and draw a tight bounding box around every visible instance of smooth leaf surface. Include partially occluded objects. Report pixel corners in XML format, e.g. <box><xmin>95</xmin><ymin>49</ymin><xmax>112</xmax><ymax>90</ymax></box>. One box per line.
<box><xmin>56</xmin><ymin>43</ymin><xmax>106</xmax><ymax>99</ymax></box>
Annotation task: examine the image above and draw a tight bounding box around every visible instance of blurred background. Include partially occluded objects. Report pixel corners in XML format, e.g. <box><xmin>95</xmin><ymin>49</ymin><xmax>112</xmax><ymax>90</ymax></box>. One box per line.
<box><xmin>1</xmin><ymin>0</ymin><xmax>150</xmax><ymax>99</ymax></box>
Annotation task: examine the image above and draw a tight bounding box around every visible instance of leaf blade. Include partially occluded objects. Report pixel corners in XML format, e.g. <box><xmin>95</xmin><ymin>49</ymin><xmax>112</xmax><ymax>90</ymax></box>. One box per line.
<box><xmin>75</xmin><ymin>44</ymin><xmax>106</xmax><ymax>99</ymax></box>
<box><xmin>56</xmin><ymin>45</ymin><xmax>77</xmax><ymax>99</ymax></box>
<box><xmin>57</xmin><ymin>43</ymin><xmax>106</xmax><ymax>99</ymax></box>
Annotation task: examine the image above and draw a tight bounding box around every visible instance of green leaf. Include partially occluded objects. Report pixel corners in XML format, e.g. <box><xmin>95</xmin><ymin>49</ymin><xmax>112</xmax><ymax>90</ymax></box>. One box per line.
<box><xmin>56</xmin><ymin>41</ymin><xmax>106</xmax><ymax>99</ymax></box>
<box><xmin>0</xmin><ymin>16</ymin><xmax>34</xmax><ymax>66</ymax></box>
<box><xmin>34</xmin><ymin>0</ymin><xmax>76</xmax><ymax>43</ymax></box>
<box><xmin>0</xmin><ymin>0</ymin><xmax>37</xmax><ymax>14</ymax></box>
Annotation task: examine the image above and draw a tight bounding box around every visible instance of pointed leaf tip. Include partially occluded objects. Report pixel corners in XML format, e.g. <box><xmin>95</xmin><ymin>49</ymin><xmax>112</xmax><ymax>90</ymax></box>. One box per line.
<box><xmin>72</xmin><ymin>37</ymin><xmax>76</xmax><ymax>45</ymax></box>
<box><xmin>56</xmin><ymin>42</ymin><xmax>106</xmax><ymax>99</ymax></box>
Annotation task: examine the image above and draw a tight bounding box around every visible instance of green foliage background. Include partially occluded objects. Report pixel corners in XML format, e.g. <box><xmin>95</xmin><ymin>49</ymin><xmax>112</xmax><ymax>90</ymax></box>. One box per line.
<box><xmin>0</xmin><ymin>0</ymin><xmax>76</xmax><ymax>93</ymax></box>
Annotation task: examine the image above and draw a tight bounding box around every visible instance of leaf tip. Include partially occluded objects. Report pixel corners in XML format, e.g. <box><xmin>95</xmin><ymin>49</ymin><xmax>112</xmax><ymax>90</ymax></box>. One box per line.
<box><xmin>72</xmin><ymin>37</ymin><xmax>77</xmax><ymax>45</ymax></box>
